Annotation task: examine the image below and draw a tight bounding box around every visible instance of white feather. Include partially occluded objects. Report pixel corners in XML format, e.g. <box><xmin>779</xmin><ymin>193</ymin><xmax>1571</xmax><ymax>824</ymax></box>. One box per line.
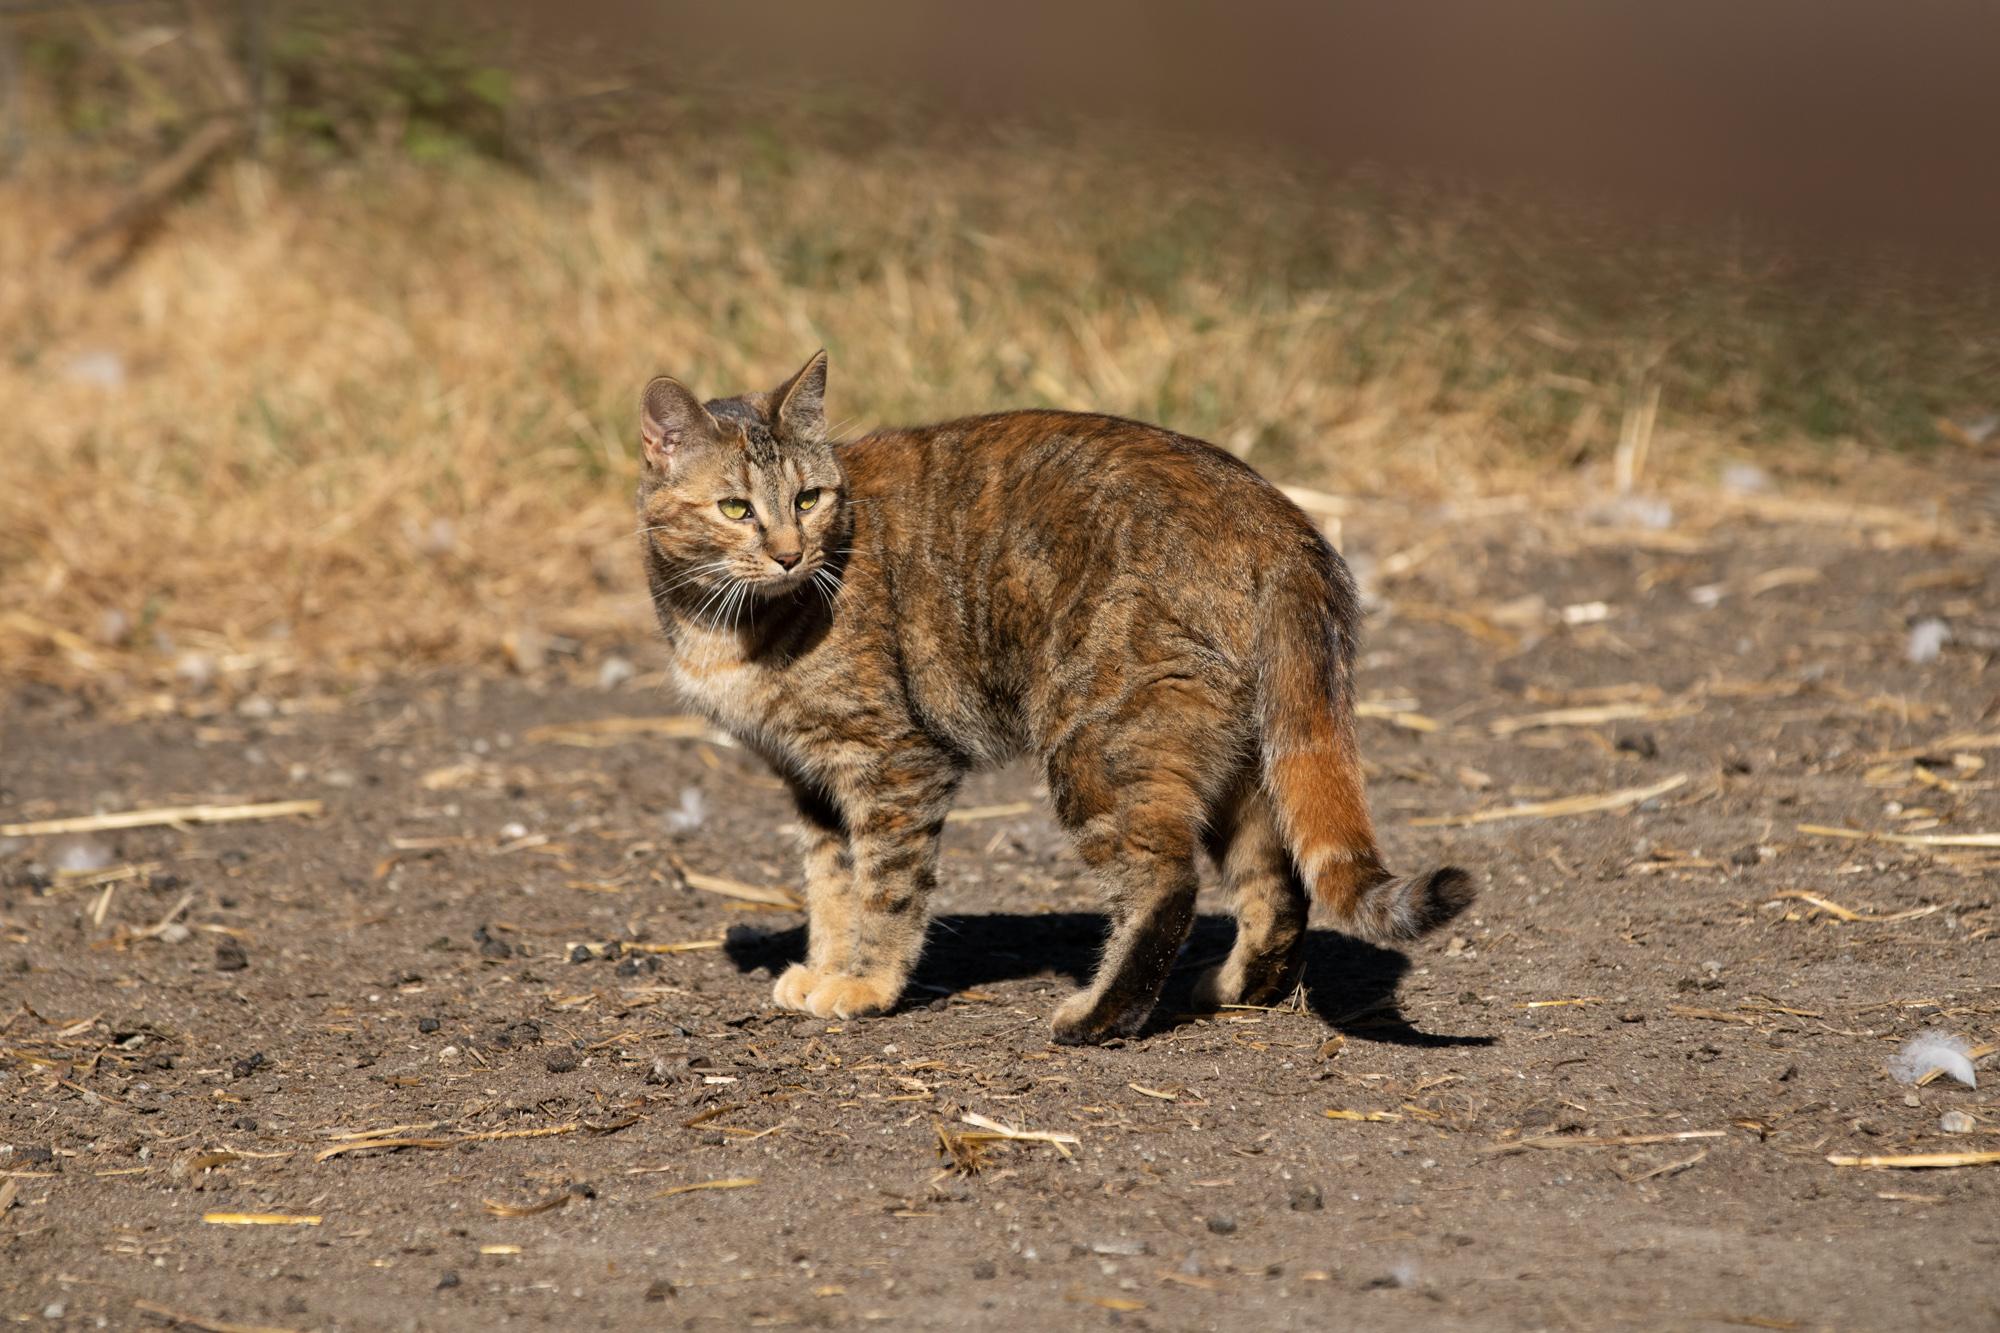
<box><xmin>664</xmin><ymin>787</ymin><xmax>707</xmax><ymax>834</ymax></box>
<box><xmin>1887</xmin><ymin>1031</ymin><xmax>1978</xmax><ymax>1088</ymax></box>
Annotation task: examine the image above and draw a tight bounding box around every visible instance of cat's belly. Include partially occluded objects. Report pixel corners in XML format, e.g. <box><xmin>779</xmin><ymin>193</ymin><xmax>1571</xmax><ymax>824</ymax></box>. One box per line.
<box><xmin>668</xmin><ymin>631</ymin><xmax>1026</xmax><ymax>781</ymax></box>
<box><xmin>908</xmin><ymin>690</ymin><xmax>1029</xmax><ymax>768</ymax></box>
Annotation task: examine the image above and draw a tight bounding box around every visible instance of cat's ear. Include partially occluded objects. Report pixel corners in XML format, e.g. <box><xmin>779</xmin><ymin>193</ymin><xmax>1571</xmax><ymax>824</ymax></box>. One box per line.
<box><xmin>640</xmin><ymin>376</ymin><xmax>720</xmax><ymax>470</ymax></box>
<box><xmin>771</xmin><ymin>349</ymin><xmax>829</xmax><ymax>443</ymax></box>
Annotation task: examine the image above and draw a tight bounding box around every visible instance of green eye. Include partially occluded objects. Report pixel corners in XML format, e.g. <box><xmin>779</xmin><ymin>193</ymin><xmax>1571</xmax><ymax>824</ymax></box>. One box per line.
<box><xmin>795</xmin><ymin>488</ymin><xmax>821</xmax><ymax>512</ymax></box>
<box><xmin>718</xmin><ymin>498</ymin><xmax>752</xmax><ymax>520</ymax></box>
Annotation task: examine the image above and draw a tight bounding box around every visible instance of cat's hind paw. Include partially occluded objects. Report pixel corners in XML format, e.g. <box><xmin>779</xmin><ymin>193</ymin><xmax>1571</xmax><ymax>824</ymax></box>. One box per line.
<box><xmin>1189</xmin><ymin>948</ymin><xmax>1304</xmax><ymax>1012</ymax></box>
<box><xmin>1049</xmin><ymin>988</ymin><xmax>1153</xmax><ymax>1046</ymax></box>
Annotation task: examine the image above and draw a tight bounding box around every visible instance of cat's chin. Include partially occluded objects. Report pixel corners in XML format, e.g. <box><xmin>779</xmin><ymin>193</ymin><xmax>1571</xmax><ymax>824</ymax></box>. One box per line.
<box><xmin>750</xmin><ymin>571</ymin><xmax>813</xmax><ymax>599</ymax></box>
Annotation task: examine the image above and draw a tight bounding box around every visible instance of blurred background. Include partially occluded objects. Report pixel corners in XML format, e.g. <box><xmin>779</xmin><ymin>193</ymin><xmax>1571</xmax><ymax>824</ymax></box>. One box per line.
<box><xmin>3</xmin><ymin>0</ymin><xmax>1996</xmax><ymax>695</ymax></box>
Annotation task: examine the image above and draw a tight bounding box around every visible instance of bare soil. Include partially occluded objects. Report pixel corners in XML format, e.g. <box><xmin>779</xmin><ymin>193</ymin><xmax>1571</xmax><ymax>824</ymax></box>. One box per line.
<box><xmin>4</xmin><ymin>493</ymin><xmax>1998</xmax><ymax>1331</ymax></box>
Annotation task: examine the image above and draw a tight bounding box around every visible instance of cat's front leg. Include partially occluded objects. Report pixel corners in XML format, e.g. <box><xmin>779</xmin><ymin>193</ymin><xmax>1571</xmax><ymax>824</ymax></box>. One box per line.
<box><xmin>773</xmin><ymin>785</ymin><xmax>858</xmax><ymax>1011</ymax></box>
<box><xmin>778</xmin><ymin>750</ymin><xmax>960</xmax><ymax>1020</ymax></box>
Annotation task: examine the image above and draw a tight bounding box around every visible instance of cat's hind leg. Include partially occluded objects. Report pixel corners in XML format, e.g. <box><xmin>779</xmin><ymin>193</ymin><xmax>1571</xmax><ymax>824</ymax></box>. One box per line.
<box><xmin>1190</xmin><ymin>784</ymin><xmax>1309</xmax><ymax>1010</ymax></box>
<box><xmin>1044</xmin><ymin>721</ymin><xmax>1213</xmax><ymax>1046</ymax></box>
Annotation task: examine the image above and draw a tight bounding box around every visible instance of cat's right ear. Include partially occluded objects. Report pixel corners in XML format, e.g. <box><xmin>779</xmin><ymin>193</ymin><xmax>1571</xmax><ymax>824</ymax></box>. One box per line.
<box><xmin>640</xmin><ymin>377</ymin><xmax>720</xmax><ymax>470</ymax></box>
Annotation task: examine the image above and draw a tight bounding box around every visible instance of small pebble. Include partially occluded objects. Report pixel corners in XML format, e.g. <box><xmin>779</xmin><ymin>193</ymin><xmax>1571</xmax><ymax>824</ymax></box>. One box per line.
<box><xmin>1615</xmin><ymin>732</ymin><xmax>1659</xmax><ymax>759</ymax></box>
<box><xmin>437</xmin><ymin>1271</ymin><xmax>461</xmax><ymax>1290</ymax></box>
<box><xmin>545</xmin><ymin>1049</ymin><xmax>581</xmax><ymax>1074</ymax></box>
<box><xmin>1205</xmin><ymin>1216</ymin><xmax>1237</xmax><ymax>1235</ymax></box>
<box><xmin>214</xmin><ymin>939</ymin><xmax>250</xmax><ymax>972</ymax></box>
<box><xmin>418</xmin><ymin>1017</ymin><xmax>441</xmax><ymax>1034</ymax></box>
<box><xmin>1941</xmin><ymin>1110</ymin><xmax>1975</xmax><ymax>1133</ymax></box>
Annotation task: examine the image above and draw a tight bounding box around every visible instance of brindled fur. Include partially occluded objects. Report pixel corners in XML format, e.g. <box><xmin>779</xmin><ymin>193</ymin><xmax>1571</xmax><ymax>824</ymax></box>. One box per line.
<box><xmin>636</xmin><ymin>352</ymin><xmax>1474</xmax><ymax>1045</ymax></box>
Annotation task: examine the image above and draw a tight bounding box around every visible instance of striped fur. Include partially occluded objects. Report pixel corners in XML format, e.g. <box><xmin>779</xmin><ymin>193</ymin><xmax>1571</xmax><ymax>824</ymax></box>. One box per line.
<box><xmin>637</xmin><ymin>352</ymin><xmax>1474</xmax><ymax>1044</ymax></box>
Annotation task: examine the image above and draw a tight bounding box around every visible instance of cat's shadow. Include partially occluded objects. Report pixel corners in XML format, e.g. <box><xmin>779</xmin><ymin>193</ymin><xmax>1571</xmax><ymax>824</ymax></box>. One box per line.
<box><xmin>723</xmin><ymin>912</ymin><xmax>1493</xmax><ymax>1048</ymax></box>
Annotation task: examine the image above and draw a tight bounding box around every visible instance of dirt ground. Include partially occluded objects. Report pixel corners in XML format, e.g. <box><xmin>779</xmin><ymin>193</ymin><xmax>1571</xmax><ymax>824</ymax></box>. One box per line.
<box><xmin>4</xmin><ymin>480</ymin><xmax>1998</xmax><ymax>1332</ymax></box>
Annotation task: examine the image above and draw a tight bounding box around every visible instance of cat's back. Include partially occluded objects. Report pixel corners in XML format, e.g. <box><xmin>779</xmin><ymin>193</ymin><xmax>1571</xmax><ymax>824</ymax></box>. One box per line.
<box><xmin>838</xmin><ymin>410</ymin><xmax>1338</xmax><ymax>735</ymax></box>
<box><xmin>842</xmin><ymin>409</ymin><xmax>1316</xmax><ymax>552</ymax></box>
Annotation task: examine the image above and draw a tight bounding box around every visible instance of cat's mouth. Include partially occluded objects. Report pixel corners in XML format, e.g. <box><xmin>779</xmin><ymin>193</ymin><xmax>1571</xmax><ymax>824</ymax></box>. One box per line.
<box><xmin>753</xmin><ymin>552</ymin><xmax>846</xmax><ymax>604</ymax></box>
<box><xmin>748</xmin><ymin>563</ymin><xmax>815</xmax><ymax>596</ymax></box>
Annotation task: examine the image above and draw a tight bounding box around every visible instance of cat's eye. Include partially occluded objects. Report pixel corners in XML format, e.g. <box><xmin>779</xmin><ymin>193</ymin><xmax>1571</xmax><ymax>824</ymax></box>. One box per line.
<box><xmin>795</xmin><ymin>488</ymin><xmax>821</xmax><ymax>512</ymax></box>
<box><xmin>717</xmin><ymin>498</ymin><xmax>752</xmax><ymax>521</ymax></box>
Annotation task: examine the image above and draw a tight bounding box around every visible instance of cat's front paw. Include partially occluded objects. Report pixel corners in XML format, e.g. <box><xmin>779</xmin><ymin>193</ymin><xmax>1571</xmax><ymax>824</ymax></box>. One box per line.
<box><xmin>803</xmin><ymin>972</ymin><xmax>901</xmax><ymax>1019</ymax></box>
<box><xmin>772</xmin><ymin>964</ymin><xmax>822</xmax><ymax>1012</ymax></box>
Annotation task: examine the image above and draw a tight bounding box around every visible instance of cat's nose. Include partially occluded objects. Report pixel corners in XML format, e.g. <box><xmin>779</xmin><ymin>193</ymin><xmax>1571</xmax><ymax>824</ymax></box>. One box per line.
<box><xmin>771</xmin><ymin>549</ymin><xmax>802</xmax><ymax>570</ymax></box>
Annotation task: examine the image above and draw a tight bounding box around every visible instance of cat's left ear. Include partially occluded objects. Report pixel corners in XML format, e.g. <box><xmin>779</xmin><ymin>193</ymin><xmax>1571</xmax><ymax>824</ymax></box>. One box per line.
<box><xmin>771</xmin><ymin>349</ymin><xmax>828</xmax><ymax>443</ymax></box>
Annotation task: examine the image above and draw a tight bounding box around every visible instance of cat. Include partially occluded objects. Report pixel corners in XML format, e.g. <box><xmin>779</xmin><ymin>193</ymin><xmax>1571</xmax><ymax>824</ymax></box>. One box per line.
<box><xmin>636</xmin><ymin>350</ymin><xmax>1473</xmax><ymax>1045</ymax></box>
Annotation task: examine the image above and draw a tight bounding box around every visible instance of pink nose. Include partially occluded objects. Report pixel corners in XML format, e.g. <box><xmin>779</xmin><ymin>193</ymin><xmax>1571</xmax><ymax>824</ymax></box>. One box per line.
<box><xmin>772</xmin><ymin>550</ymin><xmax>801</xmax><ymax>570</ymax></box>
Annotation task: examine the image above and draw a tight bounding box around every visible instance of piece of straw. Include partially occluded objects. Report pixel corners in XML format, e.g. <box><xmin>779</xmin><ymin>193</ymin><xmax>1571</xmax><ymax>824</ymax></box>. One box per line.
<box><xmin>1772</xmin><ymin>891</ymin><xmax>1940</xmax><ymax>924</ymax></box>
<box><xmin>1410</xmin><ymin>774</ymin><xmax>1687</xmax><ymax>828</ymax></box>
<box><xmin>1825</xmin><ymin>1151</ymin><xmax>2000</xmax><ymax>1170</ymax></box>
<box><xmin>653</xmin><ymin>1176</ymin><xmax>760</xmax><ymax>1199</ymax></box>
<box><xmin>1798</xmin><ymin>824</ymin><xmax>2000</xmax><ymax>850</ymax></box>
<box><xmin>0</xmin><ymin>800</ymin><xmax>323</xmax><ymax>838</ymax></box>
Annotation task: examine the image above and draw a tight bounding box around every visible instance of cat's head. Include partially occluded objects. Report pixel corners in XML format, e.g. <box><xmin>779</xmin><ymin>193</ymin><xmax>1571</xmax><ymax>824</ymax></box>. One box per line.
<box><xmin>636</xmin><ymin>350</ymin><xmax>847</xmax><ymax>605</ymax></box>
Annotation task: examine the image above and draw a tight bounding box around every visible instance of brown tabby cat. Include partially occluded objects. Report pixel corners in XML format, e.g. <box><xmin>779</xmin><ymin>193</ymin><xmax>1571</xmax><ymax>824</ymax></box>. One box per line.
<box><xmin>636</xmin><ymin>351</ymin><xmax>1473</xmax><ymax>1045</ymax></box>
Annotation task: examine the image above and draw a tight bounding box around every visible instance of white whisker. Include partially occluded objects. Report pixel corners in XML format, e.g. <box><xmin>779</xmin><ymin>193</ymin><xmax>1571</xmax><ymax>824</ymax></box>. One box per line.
<box><xmin>809</xmin><ymin>567</ymin><xmax>837</xmax><ymax>612</ymax></box>
<box><xmin>652</xmin><ymin>559</ymin><xmax>734</xmax><ymax>599</ymax></box>
<box><xmin>690</xmin><ymin>576</ymin><xmax>737</xmax><ymax>625</ymax></box>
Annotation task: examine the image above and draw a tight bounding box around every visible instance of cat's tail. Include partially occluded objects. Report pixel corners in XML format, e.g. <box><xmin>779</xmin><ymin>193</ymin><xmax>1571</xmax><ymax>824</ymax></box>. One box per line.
<box><xmin>1257</xmin><ymin>565</ymin><xmax>1475</xmax><ymax>943</ymax></box>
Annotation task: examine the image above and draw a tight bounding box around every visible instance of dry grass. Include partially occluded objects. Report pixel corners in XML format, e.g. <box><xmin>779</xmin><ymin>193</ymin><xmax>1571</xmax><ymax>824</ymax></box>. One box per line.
<box><xmin>3</xmin><ymin>105</ymin><xmax>1995</xmax><ymax>691</ymax></box>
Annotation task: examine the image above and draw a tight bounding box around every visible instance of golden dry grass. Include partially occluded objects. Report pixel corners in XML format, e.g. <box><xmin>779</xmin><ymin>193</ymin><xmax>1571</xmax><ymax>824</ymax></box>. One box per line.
<box><xmin>2</xmin><ymin>116</ymin><xmax>1993</xmax><ymax>691</ymax></box>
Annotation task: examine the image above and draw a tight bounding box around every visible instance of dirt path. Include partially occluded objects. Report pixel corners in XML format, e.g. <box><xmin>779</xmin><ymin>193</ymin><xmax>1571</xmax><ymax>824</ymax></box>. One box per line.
<box><xmin>3</xmin><ymin>494</ymin><xmax>1998</xmax><ymax>1331</ymax></box>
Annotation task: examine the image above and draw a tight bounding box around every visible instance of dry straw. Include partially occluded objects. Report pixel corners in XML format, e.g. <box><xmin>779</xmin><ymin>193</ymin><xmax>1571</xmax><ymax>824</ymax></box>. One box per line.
<box><xmin>6</xmin><ymin>97</ymin><xmax>1996</xmax><ymax>690</ymax></box>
